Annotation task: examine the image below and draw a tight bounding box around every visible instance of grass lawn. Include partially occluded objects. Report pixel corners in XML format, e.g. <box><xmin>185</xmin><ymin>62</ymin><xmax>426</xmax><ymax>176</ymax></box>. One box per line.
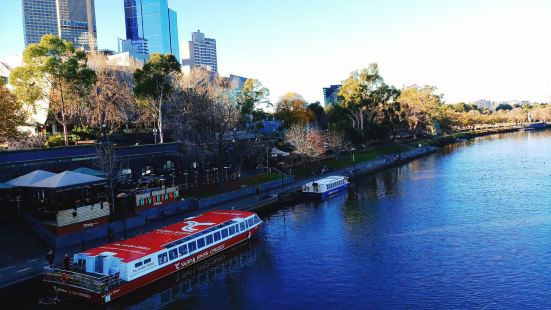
<box><xmin>182</xmin><ymin>172</ymin><xmax>283</xmax><ymax>199</ymax></box>
<box><xmin>291</xmin><ymin>143</ymin><xmax>410</xmax><ymax>178</ymax></box>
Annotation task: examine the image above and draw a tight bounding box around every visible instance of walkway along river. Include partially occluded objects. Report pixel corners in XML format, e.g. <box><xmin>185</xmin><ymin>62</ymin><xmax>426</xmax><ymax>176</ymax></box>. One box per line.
<box><xmin>3</xmin><ymin>130</ymin><xmax>551</xmax><ymax>308</ymax></box>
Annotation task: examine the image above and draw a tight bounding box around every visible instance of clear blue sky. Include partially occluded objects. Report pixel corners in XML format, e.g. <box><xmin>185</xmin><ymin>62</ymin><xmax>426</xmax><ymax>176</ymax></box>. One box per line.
<box><xmin>1</xmin><ymin>0</ymin><xmax>551</xmax><ymax>104</ymax></box>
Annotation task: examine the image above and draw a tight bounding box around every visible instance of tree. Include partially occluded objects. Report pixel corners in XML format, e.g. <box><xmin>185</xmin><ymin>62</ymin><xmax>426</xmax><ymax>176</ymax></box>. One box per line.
<box><xmin>307</xmin><ymin>102</ymin><xmax>329</xmax><ymax>130</ymax></box>
<box><xmin>495</xmin><ymin>103</ymin><xmax>513</xmax><ymax>111</ymax></box>
<box><xmin>339</xmin><ymin>64</ymin><xmax>400</xmax><ymax>140</ymax></box>
<box><xmin>236</xmin><ymin>78</ymin><xmax>270</xmax><ymax>116</ymax></box>
<box><xmin>398</xmin><ymin>85</ymin><xmax>443</xmax><ymax>139</ymax></box>
<box><xmin>275</xmin><ymin>92</ymin><xmax>315</xmax><ymax>127</ymax></box>
<box><xmin>0</xmin><ymin>82</ymin><xmax>26</xmax><ymax>143</ymax></box>
<box><xmin>285</xmin><ymin>123</ymin><xmax>325</xmax><ymax>165</ymax></box>
<box><xmin>326</xmin><ymin>126</ymin><xmax>350</xmax><ymax>159</ymax></box>
<box><xmin>10</xmin><ymin>34</ymin><xmax>96</xmax><ymax>146</ymax></box>
<box><xmin>171</xmin><ymin>69</ymin><xmax>240</xmax><ymax>186</ymax></box>
<box><xmin>134</xmin><ymin>53</ymin><xmax>181</xmax><ymax>144</ymax></box>
<box><xmin>87</xmin><ymin>53</ymin><xmax>137</xmax><ymax>131</ymax></box>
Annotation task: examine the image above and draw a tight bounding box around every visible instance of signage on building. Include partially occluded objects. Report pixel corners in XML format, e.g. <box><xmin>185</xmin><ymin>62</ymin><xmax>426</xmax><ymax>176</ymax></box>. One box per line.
<box><xmin>136</xmin><ymin>187</ymin><xmax>179</xmax><ymax>208</ymax></box>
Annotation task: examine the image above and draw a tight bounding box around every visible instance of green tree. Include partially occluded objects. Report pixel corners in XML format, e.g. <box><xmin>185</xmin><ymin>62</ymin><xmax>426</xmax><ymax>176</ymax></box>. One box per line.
<box><xmin>236</xmin><ymin>79</ymin><xmax>270</xmax><ymax>115</ymax></box>
<box><xmin>10</xmin><ymin>34</ymin><xmax>96</xmax><ymax>146</ymax></box>
<box><xmin>0</xmin><ymin>81</ymin><xmax>26</xmax><ymax>143</ymax></box>
<box><xmin>307</xmin><ymin>102</ymin><xmax>328</xmax><ymax>130</ymax></box>
<box><xmin>398</xmin><ymin>85</ymin><xmax>443</xmax><ymax>139</ymax></box>
<box><xmin>134</xmin><ymin>53</ymin><xmax>181</xmax><ymax>144</ymax></box>
<box><xmin>339</xmin><ymin>64</ymin><xmax>400</xmax><ymax>140</ymax></box>
<box><xmin>495</xmin><ymin>103</ymin><xmax>513</xmax><ymax>111</ymax></box>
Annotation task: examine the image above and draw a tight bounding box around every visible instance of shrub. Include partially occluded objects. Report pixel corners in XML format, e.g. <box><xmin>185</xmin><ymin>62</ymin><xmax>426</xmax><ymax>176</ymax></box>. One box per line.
<box><xmin>45</xmin><ymin>135</ymin><xmax>64</xmax><ymax>147</ymax></box>
<box><xmin>72</xmin><ymin>126</ymin><xmax>98</xmax><ymax>141</ymax></box>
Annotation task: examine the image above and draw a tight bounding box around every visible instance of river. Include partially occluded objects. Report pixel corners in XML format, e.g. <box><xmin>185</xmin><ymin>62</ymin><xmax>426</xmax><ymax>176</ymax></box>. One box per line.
<box><xmin>8</xmin><ymin>130</ymin><xmax>551</xmax><ymax>309</ymax></box>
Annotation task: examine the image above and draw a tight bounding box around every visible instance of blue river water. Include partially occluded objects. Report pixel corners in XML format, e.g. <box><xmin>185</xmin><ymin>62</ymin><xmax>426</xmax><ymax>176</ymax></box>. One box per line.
<box><xmin>10</xmin><ymin>130</ymin><xmax>551</xmax><ymax>309</ymax></box>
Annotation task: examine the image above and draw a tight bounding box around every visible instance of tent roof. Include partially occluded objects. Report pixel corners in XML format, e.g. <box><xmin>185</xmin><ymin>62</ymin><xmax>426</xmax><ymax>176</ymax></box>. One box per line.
<box><xmin>27</xmin><ymin>171</ymin><xmax>106</xmax><ymax>189</ymax></box>
<box><xmin>73</xmin><ymin>167</ymin><xmax>105</xmax><ymax>177</ymax></box>
<box><xmin>5</xmin><ymin>170</ymin><xmax>56</xmax><ymax>187</ymax></box>
<box><xmin>0</xmin><ymin>183</ymin><xmax>14</xmax><ymax>190</ymax></box>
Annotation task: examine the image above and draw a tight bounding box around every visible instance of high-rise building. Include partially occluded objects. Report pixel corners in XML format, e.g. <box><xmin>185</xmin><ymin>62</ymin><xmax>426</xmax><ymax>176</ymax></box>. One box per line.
<box><xmin>123</xmin><ymin>0</ymin><xmax>180</xmax><ymax>62</ymax></box>
<box><xmin>323</xmin><ymin>85</ymin><xmax>342</xmax><ymax>107</ymax></box>
<box><xmin>22</xmin><ymin>0</ymin><xmax>97</xmax><ymax>50</ymax></box>
<box><xmin>182</xmin><ymin>30</ymin><xmax>218</xmax><ymax>73</ymax></box>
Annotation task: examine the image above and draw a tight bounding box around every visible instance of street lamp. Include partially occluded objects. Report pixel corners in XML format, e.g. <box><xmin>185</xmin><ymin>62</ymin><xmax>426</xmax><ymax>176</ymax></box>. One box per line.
<box><xmin>183</xmin><ymin>172</ymin><xmax>188</xmax><ymax>189</ymax></box>
<box><xmin>224</xmin><ymin>166</ymin><xmax>229</xmax><ymax>181</ymax></box>
<box><xmin>152</xmin><ymin>128</ymin><xmax>158</xmax><ymax>144</ymax></box>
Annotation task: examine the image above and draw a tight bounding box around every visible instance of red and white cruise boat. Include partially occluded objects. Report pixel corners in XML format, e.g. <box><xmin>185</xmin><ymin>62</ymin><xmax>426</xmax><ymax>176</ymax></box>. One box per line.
<box><xmin>42</xmin><ymin>210</ymin><xmax>262</xmax><ymax>304</ymax></box>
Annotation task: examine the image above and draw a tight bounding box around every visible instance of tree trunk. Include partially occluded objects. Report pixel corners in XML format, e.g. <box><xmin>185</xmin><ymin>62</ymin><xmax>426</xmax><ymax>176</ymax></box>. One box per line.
<box><xmin>158</xmin><ymin>95</ymin><xmax>164</xmax><ymax>144</ymax></box>
<box><xmin>60</xmin><ymin>84</ymin><xmax>69</xmax><ymax>147</ymax></box>
<box><xmin>217</xmin><ymin>132</ymin><xmax>225</xmax><ymax>190</ymax></box>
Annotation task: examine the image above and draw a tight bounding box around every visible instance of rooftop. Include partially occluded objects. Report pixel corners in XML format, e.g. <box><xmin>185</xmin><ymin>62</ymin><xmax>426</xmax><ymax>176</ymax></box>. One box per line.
<box><xmin>82</xmin><ymin>210</ymin><xmax>254</xmax><ymax>263</ymax></box>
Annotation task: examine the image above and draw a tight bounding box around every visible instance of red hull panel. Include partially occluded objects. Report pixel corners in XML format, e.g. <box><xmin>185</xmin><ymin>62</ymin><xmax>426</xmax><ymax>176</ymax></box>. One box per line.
<box><xmin>45</xmin><ymin>225</ymin><xmax>260</xmax><ymax>304</ymax></box>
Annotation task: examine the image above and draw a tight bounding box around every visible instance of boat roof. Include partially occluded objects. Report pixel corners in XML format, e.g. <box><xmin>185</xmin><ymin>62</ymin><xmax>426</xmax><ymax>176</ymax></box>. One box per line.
<box><xmin>312</xmin><ymin>176</ymin><xmax>347</xmax><ymax>185</ymax></box>
<box><xmin>82</xmin><ymin>210</ymin><xmax>255</xmax><ymax>263</ymax></box>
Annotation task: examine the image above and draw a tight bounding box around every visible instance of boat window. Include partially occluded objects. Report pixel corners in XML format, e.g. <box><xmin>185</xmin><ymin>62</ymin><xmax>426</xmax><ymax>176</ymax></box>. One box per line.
<box><xmin>135</xmin><ymin>262</ymin><xmax>143</xmax><ymax>268</ymax></box>
<box><xmin>247</xmin><ymin>218</ymin><xmax>254</xmax><ymax>227</ymax></box>
<box><xmin>214</xmin><ymin>231</ymin><xmax>221</xmax><ymax>241</ymax></box>
<box><xmin>229</xmin><ymin>225</ymin><xmax>236</xmax><ymax>235</ymax></box>
<box><xmin>144</xmin><ymin>258</ymin><xmax>151</xmax><ymax>264</ymax></box>
<box><xmin>178</xmin><ymin>244</ymin><xmax>188</xmax><ymax>256</ymax></box>
<box><xmin>158</xmin><ymin>253</ymin><xmax>169</xmax><ymax>265</ymax></box>
<box><xmin>197</xmin><ymin>237</ymin><xmax>205</xmax><ymax>249</ymax></box>
<box><xmin>188</xmin><ymin>241</ymin><xmax>197</xmax><ymax>253</ymax></box>
<box><xmin>254</xmin><ymin>215</ymin><xmax>261</xmax><ymax>224</ymax></box>
<box><xmin>240</xmin><ymin>222</ymin><xmax>246</xmax><ymax>231</ymax></box>
<box><xmin>206</xmin><ymin>234</ymin><xmax>214</xmax><ymax>245</ymax></box>
<box><xmin>222</xmin><ymin>228</ymin><xmax>229</xmax><ymax>238</ymax></box>
<box><xmin>169</xmin><ymin>249</ymin><xmax>178</xmax><ymax>261</ymax></box>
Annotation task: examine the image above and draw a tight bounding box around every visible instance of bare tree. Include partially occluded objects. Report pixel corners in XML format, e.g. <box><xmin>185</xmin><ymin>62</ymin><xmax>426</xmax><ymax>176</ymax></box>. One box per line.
<box><xmin>169</xmin><ymin>69</ymin><xmax>240</xmax><ymax>185</ymax></box>
<box><xmin>286</xmin><ymin>123</ymin><xmax>325</xmax><ymax>165</ymax></box>
<box><xmin>87</xmin><ymin>53</ymin><xmax>137</xmax><ymax>131</ymax></box>
<box><xmin>326</xmin><ymin>128</ymin><xmax>350</xmax><ymax>160</ymax></box>
<box><xmin>95</xmin><ymin>118</ymin><xmax>117</xmax><ymax>216</ymax></box>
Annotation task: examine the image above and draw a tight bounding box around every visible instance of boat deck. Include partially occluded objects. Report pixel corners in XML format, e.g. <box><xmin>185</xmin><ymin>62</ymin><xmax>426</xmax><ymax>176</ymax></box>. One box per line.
<box><xmin>43</xmin><ymin>266</ymin><xmax>122</xmax><ymax>293</ymax></box>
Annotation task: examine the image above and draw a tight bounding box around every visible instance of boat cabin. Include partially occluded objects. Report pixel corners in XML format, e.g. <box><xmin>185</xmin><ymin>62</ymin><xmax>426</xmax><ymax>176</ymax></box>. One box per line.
<box><xmin>303</xmin><ymin>176</ymin><xmax>349</xmax><ymax>194</ymax></box>
<box><xmin>73</xmin><ymin>211</ymin><xmax>262</xmax><ymax>282</ymax></box>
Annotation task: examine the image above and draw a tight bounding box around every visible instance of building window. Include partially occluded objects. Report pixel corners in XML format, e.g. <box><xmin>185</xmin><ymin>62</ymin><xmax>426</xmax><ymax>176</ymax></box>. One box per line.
<box><xmin>163</xmin><ymin>160</ymin><xmax>176</xmax><ymax>172</ymax></box>
<box><xmin>141</xmin><ymin>165</ymin><xmax>154</xmax><ymax>176</ymax></box>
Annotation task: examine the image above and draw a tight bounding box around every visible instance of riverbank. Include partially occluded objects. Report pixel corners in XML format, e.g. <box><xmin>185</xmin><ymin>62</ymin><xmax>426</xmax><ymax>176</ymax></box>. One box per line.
<box><xmin>0</xmin><ymin>145</ymin><xmax>437</xmax><ymax>292</ymax></box>
<box><xmin>414</xmin><ymin>125</ymin><xmax>528</xmax><ymax>147</ymax></box>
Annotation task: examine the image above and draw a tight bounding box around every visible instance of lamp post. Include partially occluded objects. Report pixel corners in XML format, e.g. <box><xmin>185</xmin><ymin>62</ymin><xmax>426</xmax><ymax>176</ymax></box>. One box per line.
<box><xmin>152</xmin><ymin>128</ymin><xmax>158</xmax><ymax>144</ymax></box>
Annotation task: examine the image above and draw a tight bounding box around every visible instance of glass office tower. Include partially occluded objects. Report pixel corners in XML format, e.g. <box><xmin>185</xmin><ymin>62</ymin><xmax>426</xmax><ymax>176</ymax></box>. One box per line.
<box><xmin>22</xmin><ymin>0</ymin><xmax>58</xmax><ymax>46</ymax></box>
<box><xmin>22</xmin><ymin>0</ymin><xmax>97</xmax><ymax>50</ymax></box>
<box><xmin>123</xmin><ymin>0</ymin><xmax>180</xmax><ymax>62</ymax></box>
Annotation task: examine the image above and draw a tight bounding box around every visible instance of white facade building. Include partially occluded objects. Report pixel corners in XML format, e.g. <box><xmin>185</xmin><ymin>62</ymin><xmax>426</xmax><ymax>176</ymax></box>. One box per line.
<box><xmin>182</xmin><ymin>30</ymin><xmax>218</xmax><ymax>73</ymax></box>
<box><xmin>0</xmin><ymin>57</ymin><xmax>49</xmax><ymax>138</ymax></box>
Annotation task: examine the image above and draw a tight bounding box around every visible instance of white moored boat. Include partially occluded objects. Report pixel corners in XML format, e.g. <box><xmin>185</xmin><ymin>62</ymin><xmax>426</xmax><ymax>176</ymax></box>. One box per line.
<box><xmin>302</xmin><ymin>176</ymin><xmax>349</xmax><ymax>199</ymax></box>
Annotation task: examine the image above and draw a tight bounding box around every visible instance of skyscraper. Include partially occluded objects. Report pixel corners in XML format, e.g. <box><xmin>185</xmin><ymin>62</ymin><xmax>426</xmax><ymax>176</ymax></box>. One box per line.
<box><xmin>323</xmin><ymin>85</ymin><xmax>342</xmax><ymax>107</ymax></box>
<box><xmin>123</xmin><ymin>0</ymin><xmax>180</xmax><ymax>62</ymax></box>
<box><xmin>182</xmin><ymin>30</ymin><xmax>218</xmax><ymax>73</ymax></box>
<box><xmin>22</xmin><ymin>0</ymin><xmax>97</xmax><ymax>50</ymax></box>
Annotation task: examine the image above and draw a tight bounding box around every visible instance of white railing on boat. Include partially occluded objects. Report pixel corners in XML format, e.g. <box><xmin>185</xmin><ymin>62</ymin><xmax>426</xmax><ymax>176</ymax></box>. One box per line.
<box><xmin>43</xmin><ymin>266</ymin><xmax>120</xmax><ymax>293</ymax></box>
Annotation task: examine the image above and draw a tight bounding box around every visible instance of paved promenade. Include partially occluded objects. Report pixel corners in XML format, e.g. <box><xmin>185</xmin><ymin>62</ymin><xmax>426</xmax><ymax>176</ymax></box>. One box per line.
<box><xmin>0</xmin><ymin>146</ymin><xmax>436</xmax><ymax>290</ymax></box>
